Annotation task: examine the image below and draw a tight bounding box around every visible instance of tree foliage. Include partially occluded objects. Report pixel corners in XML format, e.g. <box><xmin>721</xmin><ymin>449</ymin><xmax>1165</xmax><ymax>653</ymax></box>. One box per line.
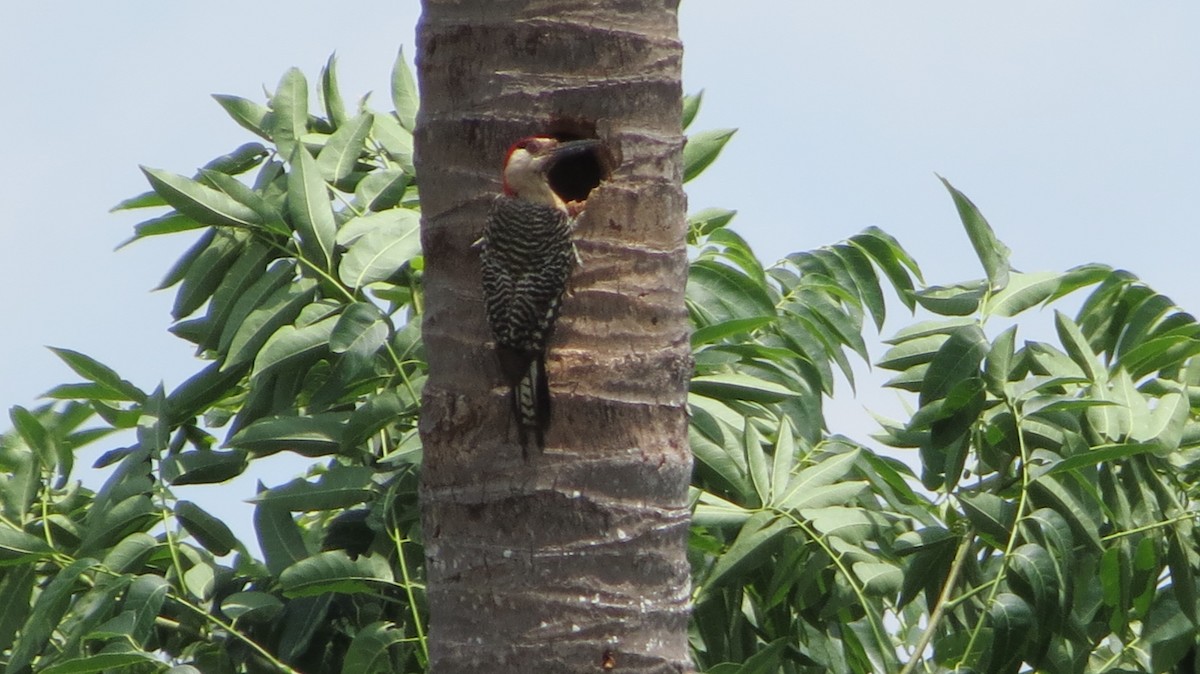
<box><xmin>1</xmin><ymin>55</ymin><xmax>1198</xmax><ymax>674</ymax></box>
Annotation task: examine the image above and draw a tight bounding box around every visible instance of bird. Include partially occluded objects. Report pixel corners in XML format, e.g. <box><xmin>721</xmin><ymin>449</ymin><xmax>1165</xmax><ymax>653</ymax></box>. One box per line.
<box><xmin>477</xmin><ymin>136</ymin><xmax>601</xmax><ymax>454</ymax></box>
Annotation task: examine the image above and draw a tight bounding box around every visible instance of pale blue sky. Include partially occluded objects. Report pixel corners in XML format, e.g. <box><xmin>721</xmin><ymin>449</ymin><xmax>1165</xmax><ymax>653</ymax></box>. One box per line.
<box><xmin>3</xmin><ymin>3</ymin><xmax>1197</xmax><ymax>543</ymax></box>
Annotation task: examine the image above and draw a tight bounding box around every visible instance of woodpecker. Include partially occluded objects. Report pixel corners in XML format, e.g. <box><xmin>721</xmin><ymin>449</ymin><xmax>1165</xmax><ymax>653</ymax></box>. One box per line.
<box><xmin>478</xmin><ymin>136</ymin><xmax>600</xmax><ymax>454</ymax></box>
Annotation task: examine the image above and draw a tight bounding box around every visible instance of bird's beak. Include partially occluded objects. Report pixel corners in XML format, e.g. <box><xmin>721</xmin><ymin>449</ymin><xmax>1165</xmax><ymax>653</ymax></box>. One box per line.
<box><xmin>546</xmin><ymin>139</ymin><xmax>601</xmax><ymax>166</ymax></box>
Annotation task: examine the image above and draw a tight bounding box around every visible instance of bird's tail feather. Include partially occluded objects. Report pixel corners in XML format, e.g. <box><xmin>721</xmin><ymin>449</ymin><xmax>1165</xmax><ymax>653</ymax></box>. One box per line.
<box><xmin>514</xmin><ymin>356</ymin><xmax>549</xmax><ymax>455</ymax></box>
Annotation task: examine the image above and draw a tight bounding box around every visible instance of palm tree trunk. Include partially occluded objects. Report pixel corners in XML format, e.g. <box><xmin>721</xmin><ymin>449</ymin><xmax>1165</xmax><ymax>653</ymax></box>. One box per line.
<box><xmin>414</xmin><ymin>2</ymin><xmax>693</xmax><ymax>673</ymax></box>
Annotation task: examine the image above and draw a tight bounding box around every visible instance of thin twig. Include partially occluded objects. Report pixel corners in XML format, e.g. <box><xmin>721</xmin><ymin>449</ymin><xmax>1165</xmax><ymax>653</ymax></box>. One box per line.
<box><xmin>898</xmin><ymin>529</ymin><xmax>974</xmax><ymax>674</ymax></box>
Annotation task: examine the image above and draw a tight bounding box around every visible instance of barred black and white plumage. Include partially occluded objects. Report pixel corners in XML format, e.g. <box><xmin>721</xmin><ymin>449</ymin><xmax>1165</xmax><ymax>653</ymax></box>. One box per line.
<box><xmin>480</xmin><ymin>195</ymin><xmax>576</xmax><ymax>453</ymax></box>
<box><xmin>479</xmin><ymin>136</ymin><xmax>599</xmax><ymax>454</ymax></box>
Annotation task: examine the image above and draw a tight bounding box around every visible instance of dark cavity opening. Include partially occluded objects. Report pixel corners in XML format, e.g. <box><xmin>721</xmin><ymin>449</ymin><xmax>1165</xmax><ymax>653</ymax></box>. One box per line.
<box><xmin>544</xmin><ymin>121</ymin><xmax>614</xmax><ymax>204</ymax></box>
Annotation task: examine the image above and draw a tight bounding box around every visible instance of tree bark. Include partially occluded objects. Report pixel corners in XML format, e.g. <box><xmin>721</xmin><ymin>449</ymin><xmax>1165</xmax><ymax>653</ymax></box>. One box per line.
<box><xmin>414</xmin><ymin>2</ymin><xmax>692</xmax><ymax>673</ymax></box>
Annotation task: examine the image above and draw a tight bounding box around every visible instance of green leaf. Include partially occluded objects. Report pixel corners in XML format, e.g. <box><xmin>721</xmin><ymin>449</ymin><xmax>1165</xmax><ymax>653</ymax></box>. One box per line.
<box><xmin>0</xmin><ymin>525</ymin><xmax>53</xmax><ymax>565</ymax></box>
<box><xmin>986</xmin><ymin>266</ymin><xmax>1110</xmax><ymax>317</ymax></box>
<box><xmin>8</xmin><ymin>406</ymin><xmax>51</xmax><ymax>465</ymax></box>
<box><xmin>370</xmin><ymin>111</ymin><xmax>415</xmax><ymax>173</ymax></box>
<box><xmin>277</xmin><ymin>594</ymin><xmax>334</xmax><ymax>663</ymax></box>
<box><xmin>1054</xmin><ymin>311</ymin><xmax>1104</xmax><ymax>383</ymax></box>
<box><xmin>690</xmin><ymin>374</ymin><xmax>800</xmax><ymax>404</ymax></box>
<box><xmin>683</xmin><ymin>128</ymin><xmax>736</xmax><ymax>183</ymax></box>
<box><xmin>854</xmin><ymin>561</ymin><xmax>903</xmax><ymax>596</ymax></box>
<box><xmin>1145</xmin><ymin>591</ymin><xmax>1197</xmax><ymax>673</ymax></box>
<box><xmin>959</xmin><ymin>492</ymin><xmax>1015</xmax><ymax>544</ymax></box>
<box><xmin>1078</xmin><ymin>274</ymin><xmax>1140</xmax><ymax>355</ymax></box>
<box><xmin>737</xmin><ymin>638</ymin><xmax>788</xmax><ymax>674</ymax></box>
<box><xmin>877</xmin><ymin>334</ymin><xmax>949</xmax><ymax>372</ymax></box>
<box><xmin>254</xmin><ymin>497</ymin><xmax>309</xmax><ymax>577</ymax></box>
<box><xmin>1008</xmin><ymin>543</ymin><xmax>1061</xmax><ymax>622</ymax></box>
<box><xmin>125</xmin><ymin>574</ymin><xmax>170</xmax><ymax>643</ymax></box>
<box><xmin>1122</xmin><ymin>335</ymin><xmax>1200</xmax><ymax>380</ymax></box>
<box><xmin>688</xmin><ymin>259</ymin><xmax>775</xmax><ymax>323</ymax></box>
<box><xmin>1115</xmin><ymin>291</ymin><xmax>1176</xmax><ymax>357</ymax></box>
<box><xmin>939</xmin><ymin>175</ymin><xmax>1011</xmax><ymax>291</ymax></box>
<box><xmin>39</xmin><ymin>653</ymin><xmax>161</xmax><ymax>674</ymax></box>
<box><xmin>287</xmin><ymin>144</ymin><xmax>337</xmax><ymax>269</ymax></box>
<box><xmin>137</xmin><ymin>386</ymin><xmax>169</xmax><ymax>453</ymax></box>
<box><xmin>681</xmin><ymin>90</ymin><xmax>703</xmax><ymax>131</ymax></box>
<box><xmin>125</xmin><ymin>212</ymin><xmax>205</xmax><ymax>244</ymax></box>
<box><xmin>919</xmin><ymin>324</ymin><xmax>988</xmax><ymax>406</ymax></box>
<box><xmin>198</xmin><ymin>169</ymin><xmax>288</xmax><ymax>236</ymax></box>
<box><xmin>223</xmin><ymin>277</ymin><xmax>318</xmax><ymax>369</ymax></box>
<box><xmin>1099</xmin><ymin>542</ymin><xmax>1127</xmax><ymax>616</ymax></box>
<box><xmin>743</xmin><ymin>421</ymin><xmax>770</xmax><ymax>507</ymax></box>
<box><xmin>914</xmin><ymin>281</ymin><xmax>988</xmax><ymax>316</ymax></box>
<box><xmin>74</xmin><ymin>604</ymin><xmax>137</xmax><ymax>643</ymax></box>
<box><xmin>390</xmin><ymin>47</ymin><xmax>418</xmax><ymax>131</ymax></box>
<box><xmin>331</xmin><ymin>302</ymin><xmax>388</xmax><ymax>356</ymax></box>
<box><xmin>102</xmin><ymin>533</ymin><xmax>158</xmax><ymax>574</ymax></box>
<box><xmin>1021</xmin><ymin>511</ymin><xmax>1069</xmax><ymax>558</ymax></box>
<box><xmin>796</xmin><ymin>288</ymin><xmax>869</xmax><ymax>362</ymax></box>
<box><xmin>781</xmin><ymin>481</ymin><xmax>869</xmax><ymax>511</ymax></box>
<box><xmin>7</xmin><ymin>557</ymin><xmax>97</xmax><ymax>673</ymax></box>
<box><xmin>772</xmin><ymin>317</ymin><xmax>838</xmax><ymax>396</ymax></box>
<box><xmin>251</xmin><ymin>465</ymin><xmax>372</xmax><ymax>512</ymax></box>
<box><xmin>176</xmin><ymin>500</ymin><xmax>238</xmax><ymax>556</ymax></box>
<box><xmin>201</xmin><ymin>141</ymin><xmax>270</xmax><ymax>176</ymax></box>
<box><xmin>691</xmin><ymin>317</ymin><xmax>774</xmax><ymax>347</ymax></box>
<box><xmin>280</xmin><ymin>551</ymin><xmax>393</xmax><ymax>597</ymax></box>
<box><xmin>196</xmin><ymin>239</ymin><xmax>275</xmax><ymax>345</ymax></box>
<box><xmin>709</xmin><ymin>228</ymin><xmax>767</xmax><ymax>289</ymax></box>
<box><xmin>1140</xmin><ymin>390</ymin><xmax>1188</xmax><ymax>453</ymax></box>
<box><xmin>801</xmin><ymin>506</ymin><xmax>876</xmax><ymax>543</ymax></box>
<box><xmin>172</xmin><ymin>228</ymin><xmax>249</xmax><ymax>320</ymax></box>
<box><xmin>337</xmin><ymin>211</ymin><xmax>421</xmax><ymax>288</ymax></box>
<box><xmin>141</xmin><ymin>166</ymin><xmax>262</xmax><ymax>229</ymax></box>
<box><xmin>216</xmin><ymin>259</ymin><xmax>298</xmax><ymax>353</ymax></box>
<box><xmin>78</xmin><ymin>495</ymin><xmax>156</xmax><ymax>556</ymax></box>
<box><xmin>162</xmin><ymin>448</ymin><xmax>248</xmax><ymax>484</ymax></box>
<box><xmin>229</xmin><ymin>412</ymin><xmax>345</xmax><ymax>458</ymax></box>
<box><xmin>252</xmin><ymin>316</ymin><xmax>337</xmax><ymax>380</ymax></box>
<box><xmin>693</xmin><ymin>490</ymin><xmax>751</xmax><ymax>528</ymax></box>
<box><xmin>1029</xmin><ymin>474</ymin><xmax>1103</xmax><ymax>552</ymax></box>
<box><xmin>1088</xmin><ymin>368</ymin><xmax>1138</xmax><ymax>443</ymax></box>
<box><xmin>221</xmin><ymin>591</ymin><xmax>284</xmax><ymax>623</ymax></box>
<box><xmin>832</xmin><ymin>242</ymin><xmax>887</xmax><ymax>330</ymax></box>
<box><xmin>271</xmin><ymin>67</ymin><xmax>308</xmax><ymax>157</ymax></box>
<box><xmin>0</xmin><ymin>565</ymin><xmax>34</xmax><ymax>654</ymax></box>
<box><xmin>687</xmin><ymin>207</ymin><xmax>736</xmax><ymax>238</ymax></box>
<box><xmin>988</xmin><ymin>593</ymin><xmax>1034</xmax><ymax>671</ymax></box>
<box><xmin>157</xmin><ymin>227</ymin><xmax>215</xmax><ymax>290</ymax></box>
<box><xmin>166</xmin><ymin>362</ymin><xmax>249</xmax><ymax>422</ymax></box>
<box><xmin>769</xmin><ymin>422</ymin><xmax>796</xmax><ymax>505</ymax></box>
<box><xmin>701</xmin><ymin>512</ymin><xmax>788</xmax><ymax>593</ymax></box>
<box><xmin>848</xmin><ymin>226</ymin><xmax>922</xmax><ymax>308</ymax></box>
<box><xmin>111</xmin><ymin>189</ymin><xmax>167</xmax><ymax>212</ymax></box>
<box><xmin>320</xmin><ymin>53</ymin><xmax>348</xmax><ymax>128</ymax></box>
<box><xmin>212</xmin><ymin>94</ymin><xmax>273</xmax><ymax>140</ymax></box>
<box><xmin>342</xmin><ymin>621</ymin><xmax>407</xmax><ymax>674</ymax></box>
<box><xmin>984</xmin><ymin>325</ymin><xmax>1018</xmax><ymax>397</ymax></box>
<box><xmin>354</xmin><ymin>169</ymin><xmax>410</xmax><ymax>212</ymax></box>
<box><xmin>984</xmin><ymin>270</ymin><xmax>1064</xmax><ymax>317</ymax></box>
<box><xmin>317</xmin><ymin>112</ymin><xmax>373</xmax><ymax>187</ymax></box>
<box><xmin>776</xmin><ymin>449</ymin><xmax>860</xmax><ymax>510</ymax></box>
<box><xmin>1165</xmin><ymin>527</ymin><xmax>1198</xmax><ymax>624</ymax></box>
<box><xmin>48</xmin><ymin>348</ymin><xmax>146</xmax><ymax>402</ymax></box>
<box><xmin>343</xmin><ymin>390</ymin><xmax>408</xmax><ymax>452</ymax></box>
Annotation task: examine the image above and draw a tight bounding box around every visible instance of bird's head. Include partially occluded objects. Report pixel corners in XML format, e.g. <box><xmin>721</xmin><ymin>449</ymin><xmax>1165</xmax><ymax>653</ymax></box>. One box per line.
<box><xmin>501</xmin><ymin>136</ymin><xmax>601</xmax><ymax>209</ymax></box>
